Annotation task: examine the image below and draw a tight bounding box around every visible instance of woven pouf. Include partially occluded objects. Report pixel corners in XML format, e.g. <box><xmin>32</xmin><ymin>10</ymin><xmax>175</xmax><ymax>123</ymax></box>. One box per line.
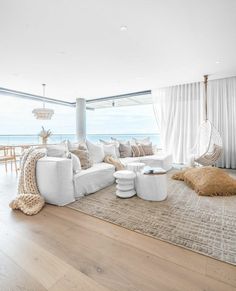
<box><xmin>113</xmin><ymin>170</ymin><xmax>136</xmax><ymax>198</ymax></box>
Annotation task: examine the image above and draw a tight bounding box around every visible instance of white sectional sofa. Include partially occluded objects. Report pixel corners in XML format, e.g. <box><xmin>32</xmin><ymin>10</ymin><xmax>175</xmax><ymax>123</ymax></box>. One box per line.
<box><xmin>73</xmin><ymin>163</ymin><xmax>115</xmax><ymax>198</ymax></box>
<box><xmin>120</xmin><ymin>153</ymin><xmax>172</xmax><ymax>170</ymax></box>
<box><xmin>36</xmin><ymin>152</ymin><xmax>172</xmax><ymax>206</ymax></box>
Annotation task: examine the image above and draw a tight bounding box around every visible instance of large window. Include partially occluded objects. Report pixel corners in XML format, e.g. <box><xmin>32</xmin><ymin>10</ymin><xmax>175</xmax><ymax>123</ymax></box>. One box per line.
<box><xmin>0</xmin><ymin>94</ymin><xmax>75</xmax><ymax>144</ymax></box>
<box><xmin>0</xmin><ymin>94</ymin><xmax>160</xmax><ymax>145</ymax></box>
<box><xmin>87</xmin><ymin>104</ymin><xmax>160</xmax><ymax>144</ymax></box>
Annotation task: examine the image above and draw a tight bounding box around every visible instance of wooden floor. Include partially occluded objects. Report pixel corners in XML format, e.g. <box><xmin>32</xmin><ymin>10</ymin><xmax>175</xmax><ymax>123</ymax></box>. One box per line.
<box><xmin>0</xmin><ymin>166</ymin><xmax>236</xmax><ymax>291</ymax></box>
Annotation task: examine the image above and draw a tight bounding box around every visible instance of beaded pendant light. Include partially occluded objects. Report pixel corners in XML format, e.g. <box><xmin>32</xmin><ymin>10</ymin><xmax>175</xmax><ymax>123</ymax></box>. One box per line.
<box><xmin>32</xmin><ymin>84</ymin><xmax>54</xmax><ymax>120</ymax></box>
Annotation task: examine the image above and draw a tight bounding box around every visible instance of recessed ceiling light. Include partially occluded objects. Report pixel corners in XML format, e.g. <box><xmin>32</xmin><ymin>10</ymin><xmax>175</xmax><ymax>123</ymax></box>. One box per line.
<box><xmin>120</xmin><ymin>26</ymin><xmax>128</xmax><ymax>31</ymax></box>
<box><xmin>57</xmin><ymin>51</ymin><xmax>66</xmax><ymax>55</ymax></box>
<box><xmin>216</xmin><ymin>60</ymin><xmax>220</xmax><ymax>64</ymax></box>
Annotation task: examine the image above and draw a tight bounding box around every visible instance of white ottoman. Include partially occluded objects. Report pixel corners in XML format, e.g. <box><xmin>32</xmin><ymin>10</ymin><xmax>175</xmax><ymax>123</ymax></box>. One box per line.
<box><xmin>113</xmin><ymin>170</ymin><xmax>136</xmax><ymax>198</ymax></box>
<box><xmin>136</xmin><ymin>168</ymin><xmax>167</xmax><ymax>201</ymax></box>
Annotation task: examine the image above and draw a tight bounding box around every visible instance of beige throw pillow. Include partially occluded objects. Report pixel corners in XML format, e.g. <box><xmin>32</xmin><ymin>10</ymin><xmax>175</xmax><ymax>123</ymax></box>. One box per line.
<box><xmin>71</xmin><ymin>143</ymin><xmax>93</xmax><ymax>170</ymax></box>
<box><xmin>104</xmin><ymin>155</ymin><xmax>125</xmax><ymax>171</ymax></box>
<box><xmin>141</xmin><ymin>144</ymin><xmax>154</xmax><ymax>156</ymax></box>
<box><xmin>119</xmin><ymin>142</ymin><xmax>132</xmax><ymax>158</ymax></box>
<box><xmin>131</xmin><ymin>145</ymin><xmax>145</xmax><ymax>157</ymax></box>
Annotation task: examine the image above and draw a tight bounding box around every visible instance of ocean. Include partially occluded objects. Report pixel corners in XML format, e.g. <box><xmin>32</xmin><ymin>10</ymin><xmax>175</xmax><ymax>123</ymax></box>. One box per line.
<box><xmin>0</xmin><ymin>133</ymin><xmax>161</xmax><ymax>146</ymax></box>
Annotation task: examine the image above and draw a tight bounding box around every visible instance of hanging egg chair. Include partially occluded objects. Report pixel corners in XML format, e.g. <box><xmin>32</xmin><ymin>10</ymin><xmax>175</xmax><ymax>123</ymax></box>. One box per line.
<box><xmin>191</xmin><ymin>75</ymin><xmax>223</xmax><ymax>166</ymax></box>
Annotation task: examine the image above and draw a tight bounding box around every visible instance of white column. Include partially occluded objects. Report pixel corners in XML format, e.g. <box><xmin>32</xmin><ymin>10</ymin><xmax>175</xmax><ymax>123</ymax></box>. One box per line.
<box><xmin>76</xmin><ymin>98</ymin><xmax>86</xmax><ymax>142</ymax></box>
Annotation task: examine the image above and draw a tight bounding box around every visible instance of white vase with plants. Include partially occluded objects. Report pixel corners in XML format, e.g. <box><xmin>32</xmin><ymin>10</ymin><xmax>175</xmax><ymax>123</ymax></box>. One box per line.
<box><xmin>39</xmin><ymin>127</ymin><xmax>52</xmax><ymax>144</ymax></box>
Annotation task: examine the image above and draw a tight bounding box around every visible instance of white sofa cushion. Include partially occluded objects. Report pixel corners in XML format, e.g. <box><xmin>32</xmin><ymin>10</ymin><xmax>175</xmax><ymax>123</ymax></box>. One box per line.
<box><xmin>119</xmin><ymin>157</ymin><xmax>141</xmax><ymax>166</ymax></box>
<box><xmin>100</xmin><ymin>139</ymin><xmax>120</xmax><ymax>158</ymax></box>
<box><xmin>103</xmin><ymin>144</ymin><xmax>117</xmax><ymax>158</ymax></box>
<box><xmin>46</xmin><ymin>143</ymin><xmax>68</xmax><ymax>158</ymax></box>
<box><xmin>67</xmin><ymin>140</ymin><xmax>80</xmax><ymax>151</ymax></box>
<box><xmin>74</xmin><ymin>163</ymin><xmax>115</xmax><ymax>198</ymax></box>
<box><xmin>86</xmin><ymin>140</ymin><xmax>105</xmax><ymax>163</ymax></box>
<box><xmin>119</xmin><ymin>153</ymin><xmax>172</xmax><ymax>171</ymax></box>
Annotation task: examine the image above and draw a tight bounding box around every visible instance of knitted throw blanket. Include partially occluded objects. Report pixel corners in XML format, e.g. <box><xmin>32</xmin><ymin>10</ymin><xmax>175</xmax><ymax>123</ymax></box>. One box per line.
<box><xmin>9</xmin><ymin>148</ymin><xmax>46</xmax><ymax>215</ymax></box>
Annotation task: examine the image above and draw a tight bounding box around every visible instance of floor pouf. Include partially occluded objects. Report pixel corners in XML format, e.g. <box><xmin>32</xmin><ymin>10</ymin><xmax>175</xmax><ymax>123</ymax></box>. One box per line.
<box><xmin>113</xmin><ymin>170</ymin><xmax>136</xmax><ymax>198</ymax></box>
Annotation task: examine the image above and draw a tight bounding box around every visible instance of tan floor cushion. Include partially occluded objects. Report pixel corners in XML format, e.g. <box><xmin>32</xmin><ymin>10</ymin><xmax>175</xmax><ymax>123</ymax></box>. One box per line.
<box><xmin>172</xmin><ymin>167</ymin><xmax>236</xmax><ymax>196</ymax></box>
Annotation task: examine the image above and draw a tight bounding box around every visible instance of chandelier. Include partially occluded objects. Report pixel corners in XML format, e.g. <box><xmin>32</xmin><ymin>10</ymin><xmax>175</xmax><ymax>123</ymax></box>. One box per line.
<box><xmin>32</xmin><ymin>84</ymin><xmax>54</xmax><ymax>120</ymax></box>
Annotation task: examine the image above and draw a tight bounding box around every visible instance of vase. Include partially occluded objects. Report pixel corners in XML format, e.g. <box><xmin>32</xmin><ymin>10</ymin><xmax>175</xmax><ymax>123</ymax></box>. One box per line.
<box><xmin>41</xmin><ymin>137</ymin><xmax>48</xmax><ymax>145</ymax></box>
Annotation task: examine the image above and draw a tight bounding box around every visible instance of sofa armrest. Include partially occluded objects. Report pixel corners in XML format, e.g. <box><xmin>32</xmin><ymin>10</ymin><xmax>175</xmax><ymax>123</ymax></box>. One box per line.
<box><xmin>36</xmin><ymin>157</ymin><xmax>75</xmax><ymax>206</ymax></box>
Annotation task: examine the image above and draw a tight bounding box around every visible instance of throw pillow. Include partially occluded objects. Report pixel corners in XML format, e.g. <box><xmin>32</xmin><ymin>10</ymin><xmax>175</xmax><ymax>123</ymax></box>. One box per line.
<box><xmin>71</xmin><ymin>145</ymin><xmax>93</xmax><ymax>170</ymax></box>
<box><xmin>132</xmin><ymin>137</ymin><xmax>151</xmax><ymax>145</ymax></box>
<box><xmin>141</xmin><ymin>144</ymin><xmax>154</xmax><ymax>156</ymax></box>
<box><xmin>104</xmin><ymin>155</ymin><xmax>125</xmax><ymax>171</ymax></box>
<box><xmin>100</xmin><ymin>139</ymin><xmax>120</xmax><ymax>158</ymax></box>
<box><xmin>172</xmin><ymin>167</ymin><xmax>236</xmax><ymax>196</ymax></box>
<box><xmin>86</xmin><ymin>140</ymin><xmax>105</xmax><ymax>163</ymax></box>
<box><xmin>103</xmin><ymin>144</ymin><xmax>117</xmax><ymax>158</ymax></box>
<box><xmin>131</xmin><ymin>145</ymin><xmax>145</xmax><ymax>157</ymax></box>
<box><xmin>67</xmin><ymin>140</ymin><xmax>80</xmax><ymax>151</ymax></box>
<box><xmin>131</xmin><ymin>145</ymin><xmax>140</xmax><ymax>157</ymax></box>
<box><xmin>46</xmin><ymin>143</ymin><xmax>68</xmax><ymax>158</ymax></box>
<box><xmin>119</xmin><ymin>142</ymin><xmax>132</xmax><ymax>158</ymax></box>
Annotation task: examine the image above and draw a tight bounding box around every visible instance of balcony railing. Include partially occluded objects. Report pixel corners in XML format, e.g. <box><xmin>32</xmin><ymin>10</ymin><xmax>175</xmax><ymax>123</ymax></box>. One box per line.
<box><xmin>0</xmin><ymin>133</ymin><xmax>161</xmax><ymax>146</ymax></box>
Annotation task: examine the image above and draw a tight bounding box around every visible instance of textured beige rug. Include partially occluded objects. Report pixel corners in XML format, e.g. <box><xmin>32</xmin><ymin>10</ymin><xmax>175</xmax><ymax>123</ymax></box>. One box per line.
<box><xmin>67</xmin><ymin>171</ymin><xmax>236</xmax><ymax>265</ymax></box>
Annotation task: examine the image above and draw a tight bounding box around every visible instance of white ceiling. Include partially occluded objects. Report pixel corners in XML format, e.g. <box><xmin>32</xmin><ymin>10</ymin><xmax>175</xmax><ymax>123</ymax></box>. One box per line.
<box><xmin>0</xmin><ymin>0</ymin><xmax>236</xmax><ymax>102</ymax></box>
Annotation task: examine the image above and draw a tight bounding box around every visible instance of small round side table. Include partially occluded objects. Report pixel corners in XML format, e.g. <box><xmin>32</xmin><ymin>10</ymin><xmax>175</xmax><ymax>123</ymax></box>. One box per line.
<box><xmin>113</xmin><ymin>170</ymin><xmax>136</xmax><ymax>198</ymax></box>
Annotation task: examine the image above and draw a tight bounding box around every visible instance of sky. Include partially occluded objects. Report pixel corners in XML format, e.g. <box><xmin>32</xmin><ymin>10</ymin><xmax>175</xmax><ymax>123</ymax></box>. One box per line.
<box><xmin>0</xmin><ymin>94</ymin><xmax>158</xmax><ymax>135</ymax></box>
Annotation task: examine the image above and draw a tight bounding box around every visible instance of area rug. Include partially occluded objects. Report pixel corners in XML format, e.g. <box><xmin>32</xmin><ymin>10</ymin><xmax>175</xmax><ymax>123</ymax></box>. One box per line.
<box><xmin>67</xmin><ymin>171</ymin><xmax>236</xmax><ymax>265</ymax></box>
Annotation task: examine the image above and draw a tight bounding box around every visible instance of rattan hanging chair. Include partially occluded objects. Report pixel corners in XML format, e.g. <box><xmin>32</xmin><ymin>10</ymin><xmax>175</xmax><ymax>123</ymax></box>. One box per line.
<box><xmin>191</xmin><ymin>76</ymin><xmax>223</xmax><ymax>166</ymax></box>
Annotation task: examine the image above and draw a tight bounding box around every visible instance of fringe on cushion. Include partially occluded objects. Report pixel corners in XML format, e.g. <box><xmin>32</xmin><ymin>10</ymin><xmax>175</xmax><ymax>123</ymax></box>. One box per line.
<box><xmin>171</xmin><ymin>169</ymin><xmax>190</xmax><ymax>181</ymax></box>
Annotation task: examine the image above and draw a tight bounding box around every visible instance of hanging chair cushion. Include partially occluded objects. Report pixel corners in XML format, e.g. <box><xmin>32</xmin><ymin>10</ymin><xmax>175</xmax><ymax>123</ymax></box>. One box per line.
<box><xmin>172</xmin><ymin>167</ymin><xmax>236</xmax><ymax>196</ymax></box>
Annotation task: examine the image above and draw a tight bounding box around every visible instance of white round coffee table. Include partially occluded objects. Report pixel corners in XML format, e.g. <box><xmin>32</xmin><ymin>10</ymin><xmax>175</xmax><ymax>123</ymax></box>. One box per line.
<box><xmin>113</xmin><ymin>170</ymin><xmax>136</xmax><ymax>198</ymax></box>
<box><xmin>136</xmin><ymin>169</ymin><xmax>167</xmax><ymax>201</ymax></box>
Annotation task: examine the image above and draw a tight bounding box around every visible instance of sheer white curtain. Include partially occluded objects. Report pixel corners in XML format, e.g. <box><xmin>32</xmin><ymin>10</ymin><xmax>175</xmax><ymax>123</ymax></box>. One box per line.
<box><xmin>208</xmin><ymin>76</ymin><xmax>236</xmax><ymax>168</ymax></box>
<box><xmin>152</xmin><ymin>82</ymin><xmax>204</xmax><ymax>164</ymax></box>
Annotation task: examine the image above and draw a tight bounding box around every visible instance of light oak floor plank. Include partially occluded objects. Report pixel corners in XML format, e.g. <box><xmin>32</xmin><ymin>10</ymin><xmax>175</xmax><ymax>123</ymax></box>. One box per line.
<box><xmin>48</xmin><ymin>268</ymin><xmax>111</xmax><ymax>291</ymax></box>
<box><xmin>0</xmin><ymin>223</ymin><xmax>113</xmax><ymax>291</ymax></box>
<box><xmin>2</xmin><ymin>205</ymin><xmax>236</xmax><ymax>291</ymax></box>
<box><xmin>0</xmin><ymin>166</ymin><xmax>236</xmax><ymax>291</ymax></box>
<box><xmin>0</xmin><ymin>250</ymin><xmax>46</xmax><ymax>291</ymax></box>
<box><xmin>45</xmin><ymin>205</ymin><xmax>207</xmax><ymax>275</ymax></box>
